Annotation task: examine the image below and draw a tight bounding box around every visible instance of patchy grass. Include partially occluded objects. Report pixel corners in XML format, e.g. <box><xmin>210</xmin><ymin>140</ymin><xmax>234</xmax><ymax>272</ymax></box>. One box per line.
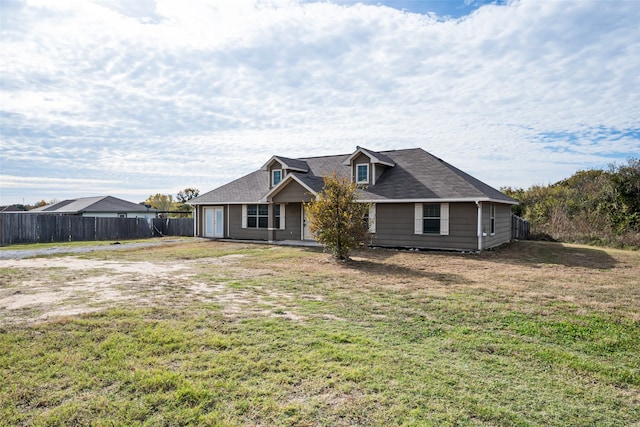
<box><xmin>1</xmin><ymin>240</ymin><xmax>639</xmax><ymax>426</ymax></box>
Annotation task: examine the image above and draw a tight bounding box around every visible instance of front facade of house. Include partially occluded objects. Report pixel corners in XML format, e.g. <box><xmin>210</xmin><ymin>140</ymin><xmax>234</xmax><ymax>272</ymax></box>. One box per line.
<box><xmin>189</xmin><ymin>147</ymin><xmax>517</xmax><ymax>251</ymax></box>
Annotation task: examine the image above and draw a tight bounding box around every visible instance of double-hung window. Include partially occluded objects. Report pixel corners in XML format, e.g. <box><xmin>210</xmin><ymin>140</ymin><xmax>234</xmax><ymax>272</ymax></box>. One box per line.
<box><xmin>423</xmin><ymin>203</ymin><xmax>441</xmax><ymax>234</ymax></box>
<box><xmin>414</xmin><ymin>203</ymin><xmax>449</xmax><ymax>235</ymax></box>
<box><xmin>246</xmin><ymin>204</ymin><xmax>269</xmax><ymax>228</ymax></box>
<box><xmin>356</xmin><ymin>164</ymin><xmax>369</xmax><ymax>184</ymax></box>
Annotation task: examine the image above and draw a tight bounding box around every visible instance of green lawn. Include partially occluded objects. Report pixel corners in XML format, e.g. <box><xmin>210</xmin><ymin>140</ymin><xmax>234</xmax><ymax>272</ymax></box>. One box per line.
<box><xmin>1</xmin><ymin>240</ymin><xmax>638</xmax><ymax>426</ymax></box>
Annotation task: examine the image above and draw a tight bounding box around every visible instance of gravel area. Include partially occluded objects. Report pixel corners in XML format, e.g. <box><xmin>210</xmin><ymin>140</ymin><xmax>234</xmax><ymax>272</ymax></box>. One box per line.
<box><xmin>0</xmin><ymin>238</ymin><xmax>193</xmax><ymax>260</ymax></box>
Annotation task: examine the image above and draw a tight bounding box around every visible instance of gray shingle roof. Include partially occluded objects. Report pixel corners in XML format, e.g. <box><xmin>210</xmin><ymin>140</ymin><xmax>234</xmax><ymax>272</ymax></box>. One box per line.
<box><xmin>30</xmin><ymin>196</ymin><xmax>157</xmax><ymax>214</ymax></box>
<box><xmin>190</xmin><ymin>148</ymin><xmax>517</xmax><ymax>204</ymax></box>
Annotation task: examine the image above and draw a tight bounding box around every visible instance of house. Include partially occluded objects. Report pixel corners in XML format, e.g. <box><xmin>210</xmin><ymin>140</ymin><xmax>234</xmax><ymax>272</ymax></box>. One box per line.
<box><xmin>188</xmin><ymin>147</ymin><xmax>518</xmax><ymax>251</ymax></box>
<box><xmin>29</xmin><ymin>196</ymin><xmax>158</xmax><ymax>219</ymax></box>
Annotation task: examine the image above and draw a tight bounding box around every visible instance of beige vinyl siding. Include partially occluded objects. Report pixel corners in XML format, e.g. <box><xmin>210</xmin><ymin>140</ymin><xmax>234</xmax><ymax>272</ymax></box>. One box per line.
<box><xmin>373</xmin><ymin>203</ymin><xmax>478</xmax><ymax>250</ymax></box>
<box><xmin>482</xmin><ymin>203</ymin><xmax>512</xmax><ymax>249</ymax></box>
<box><xmin>273</xmin><ymin>181</ymin><xmax>314</xmax><ymax>203</ymax></box>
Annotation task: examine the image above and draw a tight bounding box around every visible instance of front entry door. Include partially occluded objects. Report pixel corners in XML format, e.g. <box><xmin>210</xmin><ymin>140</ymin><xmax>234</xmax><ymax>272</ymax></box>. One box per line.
<box><xmin>302</xmin><ymin>208</ymin><xmax>314</xmax><ymax>240</ymax></box>
<box><xmin>204</xmin><ymin>207</ymin><xmax>224</xmax><ymax>238</ymax></box>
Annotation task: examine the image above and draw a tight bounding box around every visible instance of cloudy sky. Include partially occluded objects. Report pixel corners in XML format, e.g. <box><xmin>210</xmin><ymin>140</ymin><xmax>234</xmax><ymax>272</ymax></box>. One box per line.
<box><xmin>1</xmin><ymin>0</ymin><xmax>638</xmax><ymax>206</ymax></box>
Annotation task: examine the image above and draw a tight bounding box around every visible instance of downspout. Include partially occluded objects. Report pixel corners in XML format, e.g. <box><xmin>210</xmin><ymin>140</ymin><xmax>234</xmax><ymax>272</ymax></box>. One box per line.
<box><xmin>192</xmin><ymin>205</ymin><xmax>197</xmax><ymax>237</ymax></box>
<box><xmin>476</xmin><ymin>201</ymin><xmax>483</xmax><ymax>251</ymax></box>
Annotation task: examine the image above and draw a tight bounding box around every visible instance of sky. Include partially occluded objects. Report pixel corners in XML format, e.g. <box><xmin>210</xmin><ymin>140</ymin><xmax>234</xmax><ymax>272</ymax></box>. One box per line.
<box><xmin>1</xmin><ymin>0</ymin><xmax>638</xmax><ymax>206</ymax></box>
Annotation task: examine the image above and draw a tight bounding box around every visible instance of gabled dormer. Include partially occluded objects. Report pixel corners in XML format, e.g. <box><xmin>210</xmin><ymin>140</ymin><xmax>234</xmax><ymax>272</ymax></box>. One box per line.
<box><xmin>342</xmin><ymin>146</ymin><xmax>395</xmax><ymax>185</ymax></box>
<box><xmin>262</xmin><ymin>156</ymin><xmax>310</xmax><ymax>188</ymax></box>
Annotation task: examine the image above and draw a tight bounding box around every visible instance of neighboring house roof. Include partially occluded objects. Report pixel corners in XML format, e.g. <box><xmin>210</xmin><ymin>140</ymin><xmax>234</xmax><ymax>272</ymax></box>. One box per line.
<box><xmin>190</xmin><ymin>148</ymin><xmax>517</xmax><ymax>205</ymax></box>
<box><xmin>29</xmin><ymin>196</ymin><xmax>157</xmax><ymax>214</ymax></box>
<box><xmin>0</xmin><ymin>205</ymin><xmax>26</xmax><ymax>212</ymax></box>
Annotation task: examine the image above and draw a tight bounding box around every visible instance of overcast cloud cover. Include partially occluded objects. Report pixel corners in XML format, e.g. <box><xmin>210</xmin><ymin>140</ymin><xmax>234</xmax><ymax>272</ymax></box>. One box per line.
<box><xmin>1</xmin><ymin>0</ymin><xmax>638</xmax><ymax>205</ymax></box>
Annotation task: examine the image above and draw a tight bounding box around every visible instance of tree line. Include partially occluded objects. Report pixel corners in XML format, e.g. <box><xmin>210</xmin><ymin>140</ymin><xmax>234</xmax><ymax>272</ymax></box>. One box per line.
<box><xmin>501</xmin><ymin>158</ymin><xmax>639</xmax><ymax>248</ymax></box>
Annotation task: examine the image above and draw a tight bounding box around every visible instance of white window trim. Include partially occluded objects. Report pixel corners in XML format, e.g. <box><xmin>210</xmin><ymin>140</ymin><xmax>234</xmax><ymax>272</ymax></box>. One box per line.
<box><xmin>243</xmin><ymin>204</ymin><xmax>270</xmax><ymax>229</ymax></box>
<box><xmin>440</xmin><ymin>203</ymin><xmax>449</xmax><ymax>236</ymax></box>
<box><xmin>272</xmin><ymin>169</ymin><xmax>283</xmax><ymax>187</ymax></box>
<box><xmin>414</xmin><ymin>203</ymin><xmax>423</xmax><ymax>234</ymax></box>
<box><xmin>368</xmin><ymin>203</ymin><xmax>376</xmax><ymax>233</ymax></box>
<box><xmin>278</xmin><ymin>204</ymin><xmax>286</xmax><ymax>230</ymax></box>
<box><xmin>414</xmin><ymin>203</ymin><xmax>449</xmax><ymax>236</ymax></box>
<box><xmin>356</xmin><ymin>164</ymin><xmax>369</xmax><ymax>184</ymax></box>
<box><xmin>242</xmin><ymin>204</ymin><xmax>247</xmax><ymax>228</ymax></box>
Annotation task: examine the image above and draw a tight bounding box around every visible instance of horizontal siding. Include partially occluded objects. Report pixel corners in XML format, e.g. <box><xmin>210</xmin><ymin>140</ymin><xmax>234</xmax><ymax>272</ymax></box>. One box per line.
<box><xmin>483</xmin><ymin>203</ymin><xmax>511</xmax><ymax>249</ymax></box>
<box><xmin>275</xmin><ymin>203</ymin><xmax>302</xmax><ymax>241</ymax></box>
<box><xmin>228</xmin><ymin>205</ymin><xmax>269</xmax><ymax>240</ymax></box>
<box><xmin>372</xmin><ymin>203</ymin><xmax>478</xmax><ymax>250</ymax></box>
<box><xmin>273</xmin><ymin>182</ymin><xmax>313</xmax><ymax>203</ymax></box>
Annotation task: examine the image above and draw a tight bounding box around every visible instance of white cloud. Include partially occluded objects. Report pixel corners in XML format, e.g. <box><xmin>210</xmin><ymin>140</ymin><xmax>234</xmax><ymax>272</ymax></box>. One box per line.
<box><xmin>1</xmin><ymin>0</ymin><xmax>638</xmax><ymax>205</ymax></box>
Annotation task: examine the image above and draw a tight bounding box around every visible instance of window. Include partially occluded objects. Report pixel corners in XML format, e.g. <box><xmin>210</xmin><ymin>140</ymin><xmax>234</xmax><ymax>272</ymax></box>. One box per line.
<box><xmin>414</xmin><ymin>203</ymin><xmax>449</xmax><ymax>235</ymax></box>
<box><xmin>356</xmin><ymin>164</ymin><xmax>369</xmax><ymax>184</ymax></box>
<box><xmin>246</xmin><ymin>204</ymin><xmax>269</xmax><ymax>228</ymax></box>
<box><xmin>274</xmin><ymin>204</ymin><xmax>281</xmax><ymax>229</ymax></box>
<box><xmin>272</xmin><ymin>169</ymin><xmax>282</xmax><ymax>187</ymax></box>
<box><xmin>423</xmin><ymin>203</ymin><xmax>441</xmax><ymax>234</ymax></box>
<box><xmin>490</xmin><ymin>204</ymin><xmax>496</xmax><ymax>235</ymax></box>
<box><xmin>118</xmin><ymin>213</ymin><xmax>127</xmax><ymax>218</ymax></box>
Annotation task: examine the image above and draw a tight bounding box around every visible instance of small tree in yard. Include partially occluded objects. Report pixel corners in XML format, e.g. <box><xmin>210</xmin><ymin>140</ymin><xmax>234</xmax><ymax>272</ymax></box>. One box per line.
<box><xmin>304</xmin><ymin>172</ymin><xmax>371</xmax><ymax>260</ymax></box>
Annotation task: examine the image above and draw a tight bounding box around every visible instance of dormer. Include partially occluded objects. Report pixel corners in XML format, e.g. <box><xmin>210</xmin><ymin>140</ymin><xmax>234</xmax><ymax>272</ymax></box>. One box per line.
<box><xmin>342</xmin><ymin>147</ymin><xmax>395</xmax><ymax>185</ymax></box>
<box><xmin>262</xmin><ymin>156</ymin><xmax>310</xmax><ymax>188</ymax></box>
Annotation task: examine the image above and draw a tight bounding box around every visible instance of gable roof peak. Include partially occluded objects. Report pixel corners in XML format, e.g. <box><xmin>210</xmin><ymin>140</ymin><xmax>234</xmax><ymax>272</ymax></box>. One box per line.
<box><xmin>261</xmin><ymin>155</ymin><xmax>309</xmax><ymax>173</ymax></box>
<box><xmin>342</xmin><ymin>146</ymin><xmax>395</xmax><ymax>167</ymax></box>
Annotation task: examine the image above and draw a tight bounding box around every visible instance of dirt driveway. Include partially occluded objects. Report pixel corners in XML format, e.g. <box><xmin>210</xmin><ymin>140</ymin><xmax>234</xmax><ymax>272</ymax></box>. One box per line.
<box><xmin>0</xmin><ymin>240</ymin><xmax>283</xmax><ymax>325</ymax></box>
<box><xmin>2</xmin><ymin>240</ymin><xmax>639</xmax><ymax>326</ymax></box>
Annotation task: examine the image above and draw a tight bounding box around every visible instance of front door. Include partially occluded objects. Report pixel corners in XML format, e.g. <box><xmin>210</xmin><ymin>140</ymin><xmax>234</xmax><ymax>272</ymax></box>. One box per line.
<box><xmin>302</xmin><ymin>208</ymin><xmax>314</xmax><ymax>240</ymax></box>
<box><xmin>204</xmin><ymin>207</ymin><xmax>224</xmax><ymax>238</ymax></box>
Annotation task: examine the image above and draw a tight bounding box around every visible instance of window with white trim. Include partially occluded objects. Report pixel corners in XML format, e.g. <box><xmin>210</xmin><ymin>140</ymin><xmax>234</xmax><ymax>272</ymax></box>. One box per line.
<box><xmin>356</xmin><ymin>164</ymin><xmax>369</xmax><ymax>184</ymax></box>
<box><xmin>423</xmin><ymin>203</ymin><xmax>441</xmax><ymax>234</ymax></box>
<box><xmin>414</xmin><ymin>203</ymin><xmax>449</xmax><ymax>236</ymax></box>
<box><xmin>272</xmin><ymin>169</ymin><xmax>282</xmax><ymax>187</ymax></box>
<box><xmin>247</xmin><ymin>204</ymin><xmax>269</xmax><ymax>228</ymax></box>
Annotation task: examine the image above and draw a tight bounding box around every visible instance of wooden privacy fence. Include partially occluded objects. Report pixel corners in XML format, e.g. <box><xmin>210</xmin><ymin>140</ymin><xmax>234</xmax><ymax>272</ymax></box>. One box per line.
<box><xmin>152</xmin><ymin>218</ymin><xmax>194</xmax><ymax>237</ymax></box>
<box><xmin>0</xmin><ymin>214</ymin><xmax>193</xmax><ymax>246</ymax></box>
<box><xmin>511</xmin><ymin>214</ymin><xmax>530</xmax><ymax>240</ymax></box>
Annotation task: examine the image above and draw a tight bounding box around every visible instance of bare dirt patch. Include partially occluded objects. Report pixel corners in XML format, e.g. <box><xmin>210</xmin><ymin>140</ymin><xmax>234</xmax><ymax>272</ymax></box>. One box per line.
<box><xmin>1</xmin><ymin>240</ymin><xmax>638</xmax><ymax>325</ymax></box>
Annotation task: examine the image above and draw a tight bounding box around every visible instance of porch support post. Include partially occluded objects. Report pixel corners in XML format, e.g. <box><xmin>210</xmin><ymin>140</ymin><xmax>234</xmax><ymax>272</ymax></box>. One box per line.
<box><xmin>193</xmin><ymin>205</ymin><xmax>197</xmax><ymax>237</ymax></box>
<box><xmin>267</xmin><ymin>202</ymin><xmax>275</xmax><ymax>243</ymax></box>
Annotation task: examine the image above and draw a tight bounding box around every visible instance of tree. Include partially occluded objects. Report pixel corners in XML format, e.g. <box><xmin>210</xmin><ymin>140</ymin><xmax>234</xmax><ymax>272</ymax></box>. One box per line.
<box><xmin>303</xmin><ymin>172</ymin><xmax>371</xmax><ymax>260</ymax></box>
<box><xmin>176</xmin><ymin>188</ymin><xmax>200</xmax><ymax>204</ymax></box>
<box><xmin>611</xmin><ymin>158</ymin><xmax>640</xmax><ymax>232</ymax></box>
<box><xmin>144</xmin><ymin>194</ymin><xmax>176</xmax><ymax>212</ymax></box>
